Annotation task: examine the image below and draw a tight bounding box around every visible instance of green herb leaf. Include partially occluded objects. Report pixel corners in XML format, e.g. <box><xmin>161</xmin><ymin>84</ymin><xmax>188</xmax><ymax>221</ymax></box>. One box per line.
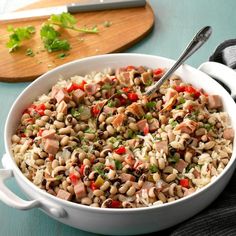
<box><xmin>202</xmin><ymin>123</ymin><xmax>213</xmax><ymax>131</ymax></box>
<box><xmin>146</xmin><ymin>101</ymin><xmax>156</xmax><ymax>110</ymax></box>
<box><xmin>107</xmin><ymin>100</ymin><xmax>117</xmax><ymax>108</ymax></box>
<box><xmin>114</xmin><ymin>160</ymin><xmax>122</xmax><ymax>170</ymax></box>
<box><xmin>26</xmin><ymin>48</ymin><xmax>35</xmax><ymax>57</ymax></box>
<box><xmin>149</xmin><ymin>164</ymin><xmax>158</xmax><ymax>173</ymax></box>
<box><xmin>93</xmin><ymin>163</ymin><xmax>105</xmax><ymax>176</ymax></box>
<box><xmin>6</xmin><ymin>25</ymin><xmax>36</xmax><ymax>52</ymax></box>
<box><xmin>168</xmin><ymin>154</ymin><xmax>180</xmax><ymax>163</ymax></box>
<box><xmin>102</xmin><ymin>84</ymin><xmax>113</xmax><ymax>90</ymax></box>
<box><xmin>84</xmin><ymin>127</ymin><xmax>95</xmax><ymax>134</ymax></box>
<box><xmin>144</xmin><ymin>113</ymin><xmax>153</xmax><ymax>120</ymax></box>
<box><xmin>57</xmin><ymin>52</ymin><xmax>68</xmax><ymax>59</ymax></box>
<box><xmin>48</xmin><ymin>12</ymin><xmax>99</xmax><ymax>34</ymax></box>
<box><xmin>169</xmin><ymin>119</ymin><xmax>178</xmax><ymax>128</ymax></box>
<box><xmin>40</xmin><ymin>24</ymin><xmax>70</xmax><ymax>52</ymax></box>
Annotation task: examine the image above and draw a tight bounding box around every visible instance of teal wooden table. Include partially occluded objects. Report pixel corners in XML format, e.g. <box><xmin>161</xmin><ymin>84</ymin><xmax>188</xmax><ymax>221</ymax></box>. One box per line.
<box><xmin>1</xmin><ymin>0</ymin><xmax>236</xmax><ymax>235</ymax></box>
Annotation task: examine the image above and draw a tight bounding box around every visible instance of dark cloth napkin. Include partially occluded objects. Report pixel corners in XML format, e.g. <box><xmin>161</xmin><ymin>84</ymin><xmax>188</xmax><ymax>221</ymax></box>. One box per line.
<box><xmin>156</xmin><ymin>40</ymin><xmax>236</xmax><ymax>236</ymax></box>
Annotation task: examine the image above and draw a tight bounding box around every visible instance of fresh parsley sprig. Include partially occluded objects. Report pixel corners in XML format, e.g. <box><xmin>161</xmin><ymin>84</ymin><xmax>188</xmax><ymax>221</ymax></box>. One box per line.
<box><xmin>6</xmin><ymin>25</ymin><xmax>36</xmax><ymax>52</ymax></box>
<box><xmin>48</xmin><ymin>12</ymin><xmax>98</xmax><ymax>34</ymax></box>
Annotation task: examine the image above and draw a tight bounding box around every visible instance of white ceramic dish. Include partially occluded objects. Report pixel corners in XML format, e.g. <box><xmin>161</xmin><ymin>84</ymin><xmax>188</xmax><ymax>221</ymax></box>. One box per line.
<box><xmin>1</xmin><ymin>54</ymin><xmax>236</xmax><ymax>235</ymax></box>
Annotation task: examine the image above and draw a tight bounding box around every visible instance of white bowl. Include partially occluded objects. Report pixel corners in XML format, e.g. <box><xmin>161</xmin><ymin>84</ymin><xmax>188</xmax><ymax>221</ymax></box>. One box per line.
<box><xmin>1</xmin><ymin>54</ymin><xmax>236</xmax><ymax>235</ymax></box>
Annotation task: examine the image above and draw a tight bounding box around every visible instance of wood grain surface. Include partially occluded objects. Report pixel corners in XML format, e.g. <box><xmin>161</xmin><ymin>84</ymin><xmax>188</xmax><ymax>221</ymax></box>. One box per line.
<box><xmin>0</xmin><ymin>0</ymin><xmax>154</xmax><ymax>82</ymax></box>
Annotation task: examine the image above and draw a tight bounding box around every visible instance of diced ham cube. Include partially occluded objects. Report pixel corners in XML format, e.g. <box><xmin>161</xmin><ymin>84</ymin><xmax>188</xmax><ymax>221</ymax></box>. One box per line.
<box><xmin>57</xmin><ymin>189</ymin><xmax>72</xmax><ymax>201</ymax></box>
<box><xmin>137</xmin><ymin>119</ymin><xmax>148</xmax><ymax>132</ymax></box>
<box><xmin>175</xmin><ymin>159</ymin><xmax>188</xmax><ymax>172</ymax></box>
<box><xmin>208</xmin><ymin>95</ymin><xmax>223</xmax><ymax>109</ymax></box>
<box><xmin>112</xmin><ymin>113</ymin><xmax>126</xmax><ymax>128</ymax></box>
<box><xmin>149</xmin><ymin>118</ymin><xmax>160</xmax><ymax>132</ymax></box>
<box><xmin>74</xmin><ymin>182</ymin><xmax>86</xmax><ymax>198</ymax></box>
<box><xmin>127</xmin><ymin>103</ymin><xmax>145</xmax><ymax>118</ymax></box>
<box><xmin>44</xmin><ymin>138</ymin><xmax>59</xmax><ymax>155</ymax></box>
<box><xmin>141</xmin><ymin>72</ymin><xmax>152</xmax><ymax>85</ymax></box>
<box><xmin>117</xmin><ymin>72</ymin><xmax>134</xmax><ymax>87</ymax></box>
<box><xmin>165</xmin><ymin>88</ymin><xmax>178</xmax><ymax>102</ymax></box>
<box><xmin>193</xmin><ymin>169</ymin><xmax>201</xmax><ymax>179</ymax></box>
<box><xmin>119</xmin><ymin>173</ymin><xmax>135</xmax><ymax>182</ymax></box>
<box><xmin>154</xmin><ymin>140</ymin><xmax>168</xmax><ymax>154</ymax></box>
<box><xmin>42</xmin><ymin>129</ymin><xmax>56</xmax><ymax>139</ymax></box>
<box><xmin>223</xmin><ymin>128</ymin><xmax>234</xmax><ymax>141</ymax></box>
<box><xmin>84</xmin><ymin>83</ymin><xmax>99</xmax><ymax>95</ymax></box>
<box><xmin>141</xmin><ymin>181</ymin><xmax>155</xmax><ymax>190</ymax></box>
<box><xmin>51</xmin><ymin>86</ymin><xmax>59</xmax><ymax>98</ymax></box>
<box><xmin>56</xmin><ymin>100</ymin><xmax>68</xmax><ymax>114</ymax></box>
<box><xmin>55</xmin><ymin>89</ymin><xmax>71</xmax><ymax>103</ymax></box>
<box><xmin>175</xmin><ymin>120</ymin><xmax>198</xmax><ymax>134</ymax></box>
<box><xmin>103</xmin><ymin>106</ymin><xmax>116</xmax><ymax>114</ymax></box>
<box><xmin>72</xmin><ymin>89</ymin><xmax>85</xmax><ymax>104</ymax></box>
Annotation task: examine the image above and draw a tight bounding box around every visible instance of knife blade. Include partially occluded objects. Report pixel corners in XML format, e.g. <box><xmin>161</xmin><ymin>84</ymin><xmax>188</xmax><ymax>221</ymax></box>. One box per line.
<box><xmin>0</xmin><ymin>0</ymin><xmax>146</xmax><ymax>22</ymax></box>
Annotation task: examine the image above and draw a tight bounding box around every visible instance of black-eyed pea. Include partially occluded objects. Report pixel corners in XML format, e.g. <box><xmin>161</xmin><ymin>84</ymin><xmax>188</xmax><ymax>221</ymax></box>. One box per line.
<box><xmin>41</xmin><ymin>116</ymin><xmax>49</xmax><ymax>122</ymax></box>
<box><xmin>106</xmin><ymin>116</ymin><xmax>115</xmax><ymax>125</ymax></box>
<box><xmin>98</xmin><ymin>113</ymin><xmax>106</xmax><ymax>123</ymax></box>
<box><xmin>158</xmin><ymin>158</ymin><xmax>165</xmax><ymax>170</ymax></box>
<box><xmin>62</xmin><ymin>180</ymin><xmax>69</xmax><ymax>191</ymax></box>
<box><xmin>54</xmin><ymin>186</ymin><xmax>60</xmax><ymax>194</ymax></box>
<box><xmin>157</xmin><ymin>192</ymin><xmax>167</xmax><ymax>203</ymax></box>
<box><xmin>11</xmin><ymin>134</ymin><xmax>20</xmax><ymax>143</ymax></box>
<box><xmin>163</xmin><ymin>166</ymin><xmax>173</xmax><ymax>174</ymax></box>
<box><xmin>176</xmin><ymin>185</ymin><xmax>184</xmax><ymax>198</ymax></box>
<box><xmin>100</xmin><ymin>181</ymin><xmax>110</xmax><ymax>191</ymax></box>
<box><xmin>153</xmin><ymin>172</ymin><xmax>160</xmax><ymax>182</ymax></box>
<box><xmin>81</xmin><ymin>197</ymin><xmax>92</xmax><ymax>205</ymax></box>
<box><xmin>119</xmin><ymin>181</ymin><xmax>132</xmax><ymax>194</ymax></box>
<box><xmin>59</xmin><ymin>126</ymin><xmax>71</xmax><ymax>135</ymax></box>
<box><xmin>93</xmin><ymin>189</ymin><xmax>104</xmax><ymax>197</ymax></box>
<box><xmin>110</xmin><ymin>186</ymin><xmax>118</xmax><ymax>195</ymax></box>
<box><xmin>184</xmin><ymin>151</ymin><xmax>193</xmax><ymax>163</ymax></box>
<box><xmin>129</xmin><ymin>122</ymin><xmax>138</xmax><ymax>131</ymax></box>
<box><xmin>201</xmin><ymin>135</ymin><xmax>208</xmax><ymax>142</ymax></box>
<box><xmin>204</xmin><ymin>141</ymin><xmax>215</xmax><ymax>150</ymax></box>
<box><xmin>107</xmin><ymin>169</ymin><xmax>116</xmax><ymax>180</ymax></box>
<box><xmin>168</xmin><ymin>183</ymin><xmax>177</xmax><ymax>196</ymax></box>
<box><xmin>166</xmin><ymin>173</ymin><xmax>177</xmax><ymax>183</ymax></box>
<box><xmin>83</xmin><ymin>158</ymin><xmax>91</xmax><ymax>166</ymax></box>
<box><xmin>35</xmin><ymin>119</ymin><xmax>46</xmax><ymax>127</ymax></box>
<box><xmin>102</xmin><ymin>131</ymin><xmax>109</xmax><ymax>139</ymax></box>
<box><xmin>90</xmin><ymin>203</ymin><xmax>99</xmax><ymax>207</ymax></box>
<box><xmin>101</xmin><ymin>198</ymin><xmax>113</xmax><ymax>208</ymax></box>
<box><xmin>84</xmin><ymin>133</ymin><xmax>95</xmax><ymax>141</ymax></box>
<box><xmin>106</xmin><ymin>125</ymin><xmax>115</xmax><ymax>135</ymax></box>
<box><xmin>56</xmin><ymin>112</ymin><xmax>64</xmax><ymax>121</ymax></box>
<box><xmin>195</xmin><ymin>128</ymin><xmax>206</xmax><ymax>136</ymax></box>
<box><xmin>35</xmin><ymin>159</ymin><xmax>45</xmax><ymax>166</ymax></box>
<box><xmin>60</xmin><ymin>136</ymin><xmax>70</xmax><ymax>146</ymax></box>
<box><xmin>138</xmin><ymin>174</ymin><xmax>146</xmax><ymax>188</ymax></box>
<box><xmin>148</xmin><ymin>187</ymin><xmax>157</xmax><ymax>198</ymax></box>
<box><xmin>167</xmin><ymin>197</ymin><xmax>175</xmax><ymax>202</ymax></box>
<box><xmin>126</xmin><ymin>186</ymin><xmax>136</xmax><ymax>196</ymax></box>
<box><xmin>21</xmin><ymin>113</ymin><xmax>30</xmax><ymax>123</ymax></box>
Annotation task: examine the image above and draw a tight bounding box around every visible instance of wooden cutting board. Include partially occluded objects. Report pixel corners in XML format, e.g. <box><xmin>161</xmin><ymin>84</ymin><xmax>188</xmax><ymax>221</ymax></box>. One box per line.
<box><xmin>0</xmin><ymin>0</ymin><xmax>154</xmax><ymax>82</ymax></box>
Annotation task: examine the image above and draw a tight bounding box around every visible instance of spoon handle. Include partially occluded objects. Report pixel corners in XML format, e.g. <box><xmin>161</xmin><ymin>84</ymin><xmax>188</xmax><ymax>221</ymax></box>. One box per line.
<box><xmin>144</xmin><ymin>26</ymin><xmax>212</xmax><ymax>96</ymax></box>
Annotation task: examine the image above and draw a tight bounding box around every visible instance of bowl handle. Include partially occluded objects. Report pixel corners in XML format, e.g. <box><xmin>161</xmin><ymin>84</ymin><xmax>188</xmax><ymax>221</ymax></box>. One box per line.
<box><xmin>0</xmin><ymin>154</ymin><xmax>66</xmax><ymax>218</ymax></box>
<box><xmin>198</xmin><ymin>62</ymin><xmax>236</xmax><ymax>100</ymax></box>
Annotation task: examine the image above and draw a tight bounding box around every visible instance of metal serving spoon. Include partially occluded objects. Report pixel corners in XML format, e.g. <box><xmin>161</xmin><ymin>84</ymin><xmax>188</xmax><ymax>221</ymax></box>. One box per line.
<box><xmin>144</xmin><ymin>26</ymin><xmax>212</xmax><ymax>96</ymax></box>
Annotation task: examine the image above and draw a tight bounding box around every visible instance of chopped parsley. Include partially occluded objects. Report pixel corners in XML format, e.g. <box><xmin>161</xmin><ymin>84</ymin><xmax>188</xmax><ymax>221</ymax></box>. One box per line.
<box><xmin>84</xmin><ymin>127</ymin><xmax>95</xmax><ymax>134</ymax></box>
<box><xmin>169</xmin><ymin>119</ymin><xmax>178</xmax><ymax>128</ymax></box>
<box><xmin>107</xmin><ymin>100</ymin><xmax>117</xmax><ymax>108</ymax></box>
<box><xmin>48</xmin><ymin>12</ymin><xmax>99</xmax><ymax>34</ymax></box>
<box><xmin>70</xmin><ymin>108</ymin><xmax>81</xmax><ymax>119</ymax></box>
<box><xmin>6</xmin><ymin>25</ymin><xmax>36</xmax><ymax>52</ymax></box>
<box><xmin>168</xmin><ymin>154</ymin><xmax>180</xmax><ymax>163</ymax></box>
<box><xmin>202</xmin><ymin>123</ymin><xmax>213</xmax><ymax>131</ymax></box>
<box><xmin>103</xmin><ymin>21</ymin><xmax>112</xmax><ymax>27</ymax></box>
<box><xmin>149</xmin><ymin>164</ymin><xmax>158</xmax><ymax>173</ymax></box>
<box><xmin>93</xmin><ymin>163</ymin><xmax>105</xmax><ymax>176</ymax></box>
<box><xmin>57</xmin><ymin>52</ymin><xmax>68</xmax><ymax>59</ymax></box>
<box><xmin>40</xmin><ymin>24</ymin><xmax>70</xmax><ymax>52</ymax></box>
<box><xmin>26</xmin><ymin>48</ymin><xmax>35</xmax><ymax>57</ymax></box>
<box><xmin>144</xmin><ymin>113</ymin><xmax>153</xmax><ymax>120</ymax></box>
<box><xmin>102</xmin><ymin>84</ymin><xmax>113</xmax><ymax>90</ymax></box>
<box><xmin>114</xmin><ymin>160</ymin><xmax>122</xmax><ymax>170</ymax></box>
<box><xmin>146</xmin><ymin>101</ymin><xmax>156</xmax><ymax>110</ymax></box>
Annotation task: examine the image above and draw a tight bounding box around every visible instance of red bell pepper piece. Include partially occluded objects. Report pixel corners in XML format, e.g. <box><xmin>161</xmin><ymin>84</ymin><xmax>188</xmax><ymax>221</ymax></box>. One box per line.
<box><xmin>67</xmin><ymin>80</ymin><xmax>87</xmax><ymax>93</ymax></box>
<box><xmin>114</xmin><ymin>146</ymin><xmax>126</xmax><ymax>155</ymax></box>
<box><xmin>69</xmin><ymin>173</ymin><xmax>79</xmax><ymax>185</ymax></box>
<box><xmin>153</xmin><ymin>68</ymin><xmax>163</xmax><ymax>76</ymax></box>
<box><xmin>127</xmin><ymin>92</ymin><xmax>138</xmax><ymax>102</ymax></box>
<box><xmin>180</xmin><ymin>178</ymin><xmax>189</xmax><ymax>188</ymax></box>
<box><xmin>175</xmin><ymin>85</ymin><xmax>186</xmax><ymax>92</ymax></box>
<box><xmin>143</xmin><ymin>123</ymin><xmax>149</xmax><ymax>135</ymax></box>
<box><xmin>90</xmin><ymin>181</ymin><xmax>97</xmax><ymax>191</ymax></box>
<box><xmin>79</xmin><ymin>164</ymin><xmax>86</xmax><ymax>176</ymax></box>
<box><xmin>126</xmin><ymin>65</ymin><xmax>136</xmax><ymax>71</ymax></box>
<box><xmin>91</xmin><ymin>105</ymin><xmax>101</xmax><ymax>116</ymax></box>
<box><xmin>111</xmin><ymin>200</ymin><xmax>122</xmax><ymax>208</ymax></box>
